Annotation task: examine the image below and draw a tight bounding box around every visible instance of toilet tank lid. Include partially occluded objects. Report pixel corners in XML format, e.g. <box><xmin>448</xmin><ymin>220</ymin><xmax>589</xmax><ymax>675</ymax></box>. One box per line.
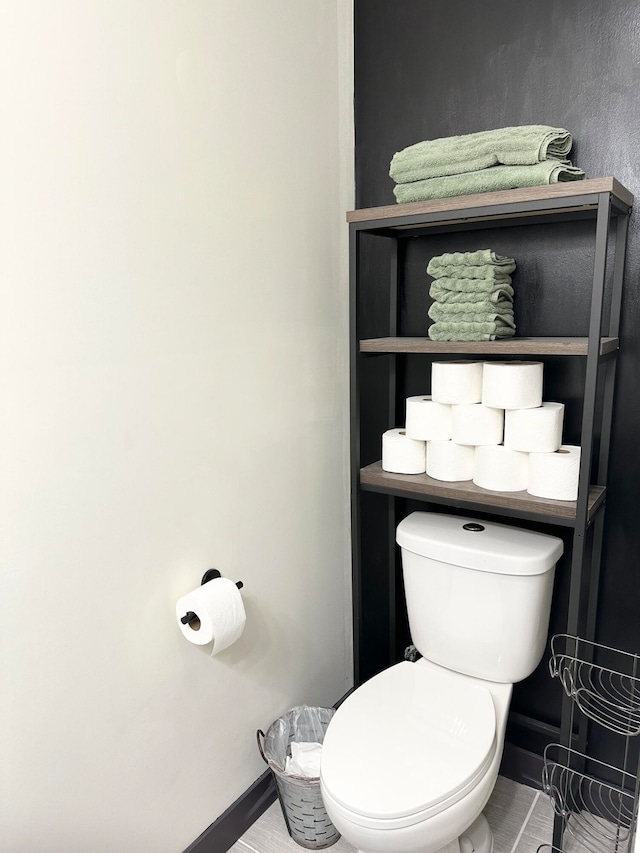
<box><xmin>396</xmin><ymin>512</ymin><xmax>563</xmax><ymax>575</ymax></box>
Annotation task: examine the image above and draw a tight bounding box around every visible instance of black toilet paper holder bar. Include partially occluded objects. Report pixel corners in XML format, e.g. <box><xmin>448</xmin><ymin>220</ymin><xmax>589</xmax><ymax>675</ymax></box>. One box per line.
<box><xmin>180</xmin><ymin>569</ymin><xmax>244</xmax><ymax>626</ymax></box>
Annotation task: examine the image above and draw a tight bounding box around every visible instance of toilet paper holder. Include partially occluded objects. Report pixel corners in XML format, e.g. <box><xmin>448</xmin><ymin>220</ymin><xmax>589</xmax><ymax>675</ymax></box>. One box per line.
<box><xmin>180</xmin><ymin>569</ymin><xmax>244</xmax><ymax>626</ymax></box>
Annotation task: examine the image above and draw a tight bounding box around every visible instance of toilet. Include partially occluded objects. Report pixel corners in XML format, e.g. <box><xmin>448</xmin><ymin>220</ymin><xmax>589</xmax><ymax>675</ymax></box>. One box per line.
<box><xmin>320</xmin><ymin>511</ymin><xmax>563</xmax><ymax>853</ymax></box>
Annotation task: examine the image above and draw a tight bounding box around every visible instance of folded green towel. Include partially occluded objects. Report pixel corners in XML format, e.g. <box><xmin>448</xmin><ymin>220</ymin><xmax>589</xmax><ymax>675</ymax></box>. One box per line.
<box><xmin>431</xmin><ymin>314</ymin><xmax>516</xmax><ymax>331</ymax></box>
<box><xmin>429</xmin><ymin>310</ymin><xmax>515</xmax><ymax>328</ymax></box>
<box><xmin>428</xmin><ymin>320</ymin><xmax>516</xmax><ymax>341</ymax></box>
<box><xmin>430</xmin><ymin>283</ymin><xmax>515</xmax><ymax>303</ymax></box>
<box><xmin>428</xmin><ymin>301</ymin><xmax>514</xmax><ymax>321</ymax></box>
<box><xmin>390</xmin><ymin>125</ymin><xmax>573</xmax><ymax>183</ymax></box>
<box><xmin>429</xmin><ymin>276</ymin><xmax>515</xmax><ymax>295</ymax></box>
<box><xmin>430</xmin><ymin>268</ymin><xmax>513</xmax><ymax>283</ymax></box>
<box><xmin>394</xmin><ymin>161</ymin><xmax>585</xmax><ymax>204</ymax></box>
<box><xmin>427</xmin><ymin>250</ymin><xmax>515</xmax><ymax>274</ymax></box>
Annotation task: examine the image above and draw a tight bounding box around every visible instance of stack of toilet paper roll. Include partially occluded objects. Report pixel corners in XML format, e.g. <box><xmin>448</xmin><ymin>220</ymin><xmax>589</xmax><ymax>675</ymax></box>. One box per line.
<box><xmin>381</xmin><ymin>360</ymin><xmax>581</xmax><ymax>501</ymax></box>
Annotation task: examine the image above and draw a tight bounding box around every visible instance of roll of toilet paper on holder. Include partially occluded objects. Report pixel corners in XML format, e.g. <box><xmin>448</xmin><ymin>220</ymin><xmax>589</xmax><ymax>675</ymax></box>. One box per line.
<box><xmin>176</xmin><ymin>577</ymin><xmax>246</xmax><ymax>656</ymax></box>
<box><xmin>482</xmin><ymin>361</ymin><xmax>543</xmax><ymax>410</ymax></box>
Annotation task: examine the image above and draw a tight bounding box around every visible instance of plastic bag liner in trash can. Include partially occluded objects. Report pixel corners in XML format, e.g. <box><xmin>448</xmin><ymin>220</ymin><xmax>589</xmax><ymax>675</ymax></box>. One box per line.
<box><xmin>257</xmin><ymin>705</ymin><xmax>340</xmax><ymax>849</ymax></box>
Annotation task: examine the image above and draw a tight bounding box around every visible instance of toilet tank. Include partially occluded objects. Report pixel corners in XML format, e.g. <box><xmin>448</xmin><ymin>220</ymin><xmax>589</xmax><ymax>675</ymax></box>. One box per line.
<box><xmin>396</xmin><ymin>512</ymin><xmax>563</xmax><ymax>684</ymax></box>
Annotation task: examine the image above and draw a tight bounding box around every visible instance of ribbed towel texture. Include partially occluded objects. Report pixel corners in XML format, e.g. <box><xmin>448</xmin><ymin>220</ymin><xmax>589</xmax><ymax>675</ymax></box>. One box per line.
<box><xmin>427</xmin><ymin>249</ymin><xmax>517</xmax><ymax>341</ymax></box>
<box><xmin>428</xmin><ymin>301</ymin><xmax>514</xmax><ymax>320</ymax></box>
<box><xmin>427</xmin><ymin>250</ymin><xmax>516</xmax><ymax>278</ymax></box>
<box><xmin>430</xmin><ymin>283</ymin><xmax>515</xmax><ymax>303</ymax></box>
<box><xmin>428</xmin><ymin>321</ymin><xmax>515</xmax><ymax>341</ymax></box>
<box><xmin>389</xmin><ymin>125</ymin><xmax>585</xmax><ymax>203</ymax></box>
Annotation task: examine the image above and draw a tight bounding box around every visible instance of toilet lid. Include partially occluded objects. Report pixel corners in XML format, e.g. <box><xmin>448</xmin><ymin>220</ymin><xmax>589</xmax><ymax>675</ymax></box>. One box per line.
<box><xmin>321</xmin><ymin>662</ymin><xmax>496</xmax><ymax>822</ymax></box>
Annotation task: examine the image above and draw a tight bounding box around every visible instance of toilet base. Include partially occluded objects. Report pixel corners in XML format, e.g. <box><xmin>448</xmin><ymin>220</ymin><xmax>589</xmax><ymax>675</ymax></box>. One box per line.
<box><xmin>458</xmin><ymin>813</ymin><xmax>493</xmax><ymax>853</ymax></box>
<box><xmin>355</xmin><ymin>813</ymin><xmax>492</xmax><ymax>853</ymax></box>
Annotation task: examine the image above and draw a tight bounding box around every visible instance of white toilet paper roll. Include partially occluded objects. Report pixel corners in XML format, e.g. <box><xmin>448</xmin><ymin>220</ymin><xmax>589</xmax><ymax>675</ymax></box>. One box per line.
<box><xmin>405</xmin><ymin>396</ymin><xmax>452</xmax><ymax>441</ymax></box>
<box><xmin>426</xmin><ymin>440</ymin><xmax>475</xmax><ymax>482</ymax></box>
<box><xmin>451</xmin><ymin>404</ymin><xmax>504</xmax><ymax>446</ymax></box>
<box><xmin>528</xmin><ymin>445</ymin><xmax>581</xmax><ymax>501</ymax></box>
<box><xmin>382</xmin><ymin>428</ymin><xmax>426</xmax><ymax>474</ymax></box>
<box><xmin>482</xmin><ymin>361</ymin><xmax>544</xmax><ymax>409</ymax></box>
<box><xmin>504</xmin><ymin>402</ymin><xmax>565</xmax><ymax>453</ymax></box>
<box><xmin>473</xmin><ymin>445</ymin><xmax>529</xmax><ymax>492</ymax></box>
<box><xmin>176</xmin><ymin>578</ymin><xmax>246</xmax><ymax>656</ymax></box>
<box><xmin>431</xmin><ymin>361</ymin><xmax>484</xmax><ymax>405</ymax></box>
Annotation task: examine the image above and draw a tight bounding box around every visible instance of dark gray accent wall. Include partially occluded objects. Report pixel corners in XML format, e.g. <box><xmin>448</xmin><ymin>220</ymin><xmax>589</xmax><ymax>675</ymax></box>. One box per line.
<box><xmin>354</xmin><ymin>0</ymin><xmax>640</xmax><ymax>770</ymax></box>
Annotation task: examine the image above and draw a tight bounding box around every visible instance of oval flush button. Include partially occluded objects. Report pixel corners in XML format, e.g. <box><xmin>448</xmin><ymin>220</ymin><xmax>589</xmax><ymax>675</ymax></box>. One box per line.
<box><xmin>463</xmin><ymin>522</ymin><xmax>485</xmax><ymax>532</ymax></box>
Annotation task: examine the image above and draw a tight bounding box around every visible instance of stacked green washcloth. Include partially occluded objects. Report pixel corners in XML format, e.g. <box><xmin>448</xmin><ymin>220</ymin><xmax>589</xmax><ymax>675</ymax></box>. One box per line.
<box><xmin>394</xmin><ymin>161</ymin><xmax>585</xmax><ymax>204</ymax></box>
<box><xmin>430</xmin><ymin>283</ymin><xmax>515</xmax><ymax>303</ymax></box>
<box><xmin>428</xmin><ymin>301</ymin><xmax>514</xmax><ymax>321</ymax></box>
<box><xmin>389</xmin><ymin>125</ymin><xmax>585</xmax><ymax>204</ymax></box>
<box><xmin>429</xmin><ymin>321</ymin><xmax>516</xmax><ymax>341</ymax></box>
<box><xmin>427</xmin><ymin>249</ymin><xmax>517</xmax><ymax>341</ymax></box>
<box><xmin>427</xmin><ymin>249</ymin><xmax>515</xmax><ymax>273</ymax></box>
<box><xmin>390</xmin><ymin>125</ymin><xmax>573</xmax><ymax>183</ymax></box>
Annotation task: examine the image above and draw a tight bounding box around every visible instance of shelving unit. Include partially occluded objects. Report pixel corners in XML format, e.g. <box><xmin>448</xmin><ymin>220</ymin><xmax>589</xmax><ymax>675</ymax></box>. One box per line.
<box><xmin>348</xmin><ymin>178</ymin><xmax>633</xmax><ymax>795</ymax></box>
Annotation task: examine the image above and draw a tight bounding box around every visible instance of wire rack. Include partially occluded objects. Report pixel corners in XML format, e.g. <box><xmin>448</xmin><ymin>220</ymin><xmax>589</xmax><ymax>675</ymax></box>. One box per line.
<box><xmin>545</xmin><ymin>635</ymin><xmax>640</xmax><ymax>853</ymax></box>
<box><xmin>537</xmin><ymin>844</ymin><xmax>627</xmax><ymax>853</ymax></box>
<box><xmin>550</xmin><ymin>634</ymin><xmax>640</xmax><ymax>736</ymax></box>
<box><xmin>542</xmin><ymin>743</ymin><xmax>636</xmax><ymax>853</ymax></box>
<box><xmin>537</xmin><ymin>847</ymin><xmax>582</xmax><ymax>853</ymax></box>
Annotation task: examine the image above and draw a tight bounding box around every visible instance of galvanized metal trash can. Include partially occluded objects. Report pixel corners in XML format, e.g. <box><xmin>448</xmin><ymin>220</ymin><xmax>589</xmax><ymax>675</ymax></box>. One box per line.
<box><xmin>257</xmin><ymin>705</ymin><xmax>340</xmax><ymax>849</ymax></box>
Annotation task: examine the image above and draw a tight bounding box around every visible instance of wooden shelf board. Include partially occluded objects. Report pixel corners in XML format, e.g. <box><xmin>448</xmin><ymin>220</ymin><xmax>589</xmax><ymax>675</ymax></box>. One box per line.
<box><xmin>360</xmin><ymin>461</ymin><xmax>606</xmax><ymax>526</ymax></box>
<box><xmin>347</xmin><ymin>178</ymin><xmax>633</xmax><ymax>226</ymax></box>
<box><xmin>359</xmin><ymin>336</ymin><xmax>618</xmax><ymax>356</ymax></box>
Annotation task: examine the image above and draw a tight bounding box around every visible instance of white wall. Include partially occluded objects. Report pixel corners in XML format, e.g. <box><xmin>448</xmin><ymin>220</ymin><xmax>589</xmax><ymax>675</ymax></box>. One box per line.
<box><xmin>0</xmin><ymin>2</ymin><xmax>353</xmax><ymax>851</ymax></box>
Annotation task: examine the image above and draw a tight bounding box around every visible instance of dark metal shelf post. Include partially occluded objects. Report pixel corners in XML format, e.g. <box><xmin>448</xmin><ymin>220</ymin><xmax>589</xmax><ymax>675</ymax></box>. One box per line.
<box><xmin>553</xmin><ymin>194</ymin><xmax>630</xmax><ymax>849</ymax></box>
<box><xmin>387</xmin><ymin>236</ymin><xmax>399</xmax><ymax>667</ymax></box>
<box><xmin>349</xmin><ymin>222</ymin><xmax>362</xmax><ymax>686</ymax></box>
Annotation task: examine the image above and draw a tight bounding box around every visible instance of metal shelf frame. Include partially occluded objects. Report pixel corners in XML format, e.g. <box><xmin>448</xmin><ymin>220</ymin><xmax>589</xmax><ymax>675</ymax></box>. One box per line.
<box><xmin>348</xmin><ymin>182</ymin><xmax>632</xmax><ymax>773</ymax></box>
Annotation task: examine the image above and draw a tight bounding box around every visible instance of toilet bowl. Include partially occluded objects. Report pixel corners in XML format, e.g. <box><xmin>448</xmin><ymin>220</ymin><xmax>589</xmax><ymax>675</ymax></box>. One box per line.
<box><xmin>321</xmin><ymin>658</ymin><xmax>511</xmax><ymax>853</ymax></box>
<box><xmin>320</xmin><ymin>511</ymin><xmax>563</xmax><ymax>853</ymax></box>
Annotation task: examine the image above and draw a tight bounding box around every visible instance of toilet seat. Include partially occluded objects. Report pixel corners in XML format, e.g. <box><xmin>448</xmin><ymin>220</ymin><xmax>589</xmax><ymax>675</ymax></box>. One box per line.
<box><xmin>321</xmin><ymin>662</ymin><xmax>497</xmax><ymax>829</ymax></box>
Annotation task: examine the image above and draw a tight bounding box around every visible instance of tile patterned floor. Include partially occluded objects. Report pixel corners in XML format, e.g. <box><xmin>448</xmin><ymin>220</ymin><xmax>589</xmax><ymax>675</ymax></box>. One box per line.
<box><xmin>230</xmin><ymin>775</ymin><xmax>561</xmax><ymax>853</ymax></box>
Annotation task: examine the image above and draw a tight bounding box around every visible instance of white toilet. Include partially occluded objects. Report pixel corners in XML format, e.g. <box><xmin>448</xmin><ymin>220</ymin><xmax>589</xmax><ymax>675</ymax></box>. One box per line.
<box><xmin>320</xmin><ymin>511</ymin><xmax>563</xmax><ymax>853</ymax></box>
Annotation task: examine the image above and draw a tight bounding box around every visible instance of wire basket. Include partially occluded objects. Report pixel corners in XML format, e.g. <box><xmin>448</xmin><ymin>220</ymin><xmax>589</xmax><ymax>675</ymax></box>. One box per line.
<box><xmin>537</xmin><ymin>842</ymin><xmax>631</xmax><ymax>853</ymax></box>
<box><xmin>549</xmin><ymin>634</ymin><xmax>640</xmax><ymax>736</ymax></box>
<box><xmin>537</xmin><ymin>841</ymin><xmax>633</xmax><ymax>853</ymax></box>
<box><xmin>542</xmin><ymin>743</ymin><xmax>636</xmax><ymax>853</ymax></box>
<box><xmin>536</xmin><ymin>847</ymin><xmax>580</xmax><ymax>852</ymax></box>
<box><xmin>257</xmin><ymin>706</ymin><xmax>340</xmax><ymax>849</ymax></box>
